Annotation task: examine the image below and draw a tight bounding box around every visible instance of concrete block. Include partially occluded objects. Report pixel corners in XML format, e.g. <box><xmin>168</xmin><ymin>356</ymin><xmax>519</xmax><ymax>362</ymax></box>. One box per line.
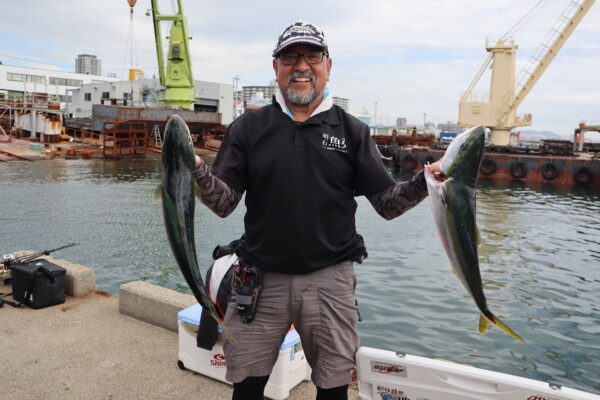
<box><xmin>119</xmin><ymin>281</ymin><xmax>196</xmax><ymax>332</ymax></box>
<box><xmin>12</xmin><ymin>251</ymin><xmax>96</xmax><ymax>297</ymax></box>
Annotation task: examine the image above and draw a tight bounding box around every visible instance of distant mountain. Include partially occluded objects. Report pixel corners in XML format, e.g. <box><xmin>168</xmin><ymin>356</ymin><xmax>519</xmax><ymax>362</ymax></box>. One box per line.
<box><xmin>518</xmin><ymin>130</ymin><xmax>565</xmax><ymax>141</ymax></box>
<box><xmin>517</xmin><ymin>129</ymin><xmax>600</xmax><ymax>143</ymax></box>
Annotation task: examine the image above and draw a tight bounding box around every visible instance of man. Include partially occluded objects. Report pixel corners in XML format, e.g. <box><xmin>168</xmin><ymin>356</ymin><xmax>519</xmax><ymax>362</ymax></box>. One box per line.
<box><xmin>195</xmin><ymin>21</ymin><xmax>442</xmax><ymax>400</ymax></box>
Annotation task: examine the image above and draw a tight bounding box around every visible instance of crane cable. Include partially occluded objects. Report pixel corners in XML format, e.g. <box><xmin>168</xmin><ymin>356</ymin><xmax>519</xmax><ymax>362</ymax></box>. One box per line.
<box><xmin>118</xmin><ymin>6</ymin><xmax>141</xmax><ymax>103</ymax></box>
<box><xmin>502</xmin><ymin>0</ymin><xmax>556</xmax><ymax>40</ymax></box>
<box><xmin>462</xmin><ymin>0</ymin><xmax>554</xmax><ymax>102</ymax></box>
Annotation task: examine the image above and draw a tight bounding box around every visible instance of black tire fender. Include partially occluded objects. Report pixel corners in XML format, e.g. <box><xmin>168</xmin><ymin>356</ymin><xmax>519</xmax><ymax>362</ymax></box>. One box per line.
<box><xmin>573</xmin><ymin>167</ymin><xmax>593</xmax><ymax>185</ymax></box>
<box><xmin>541</xmin><ymin>162</ymin><xmax>558</xmax><ymax>180</ymax></box>
<box><xmin>402</xmin><ymin>154</ymin><xmax>416</xmax><ymax>171</ymax></box>
<box><xmin>480</xmin><ymin>158</ymin><xmax>497</xmax><ymax>175</ymax></box>
<box><xmin>509</xmin><ymin>162</ymin><xmax>527</xmax><ymax>179</ymax></box>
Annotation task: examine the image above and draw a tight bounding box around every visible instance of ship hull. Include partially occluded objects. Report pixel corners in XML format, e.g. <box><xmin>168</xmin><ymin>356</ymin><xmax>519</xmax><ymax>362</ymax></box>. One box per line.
<box><xmin>385</xmin><ymin>145</ymin><xmax>599</xmax><ymax>187</ymax></box>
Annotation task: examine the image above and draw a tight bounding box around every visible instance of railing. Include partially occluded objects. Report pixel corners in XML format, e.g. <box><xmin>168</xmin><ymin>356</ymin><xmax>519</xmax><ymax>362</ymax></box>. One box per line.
<box><xmin>65</xmin><ymin>127</ymin><xmax>102</xmax><ymax>146</ymax></box>
<box><xmin>0</xmin><ymin>95</ymin><xmax>61</xmax><ymax>110</ymax></box>
<box><xmin>514</xmin><ymin>113</ymin><xmax>532</xmax><ymax>126</ymax></box>
<box><xmin>460</xmin><ymin>91</ymin><xmax>489</xmax><ymax>103</ymax></box>
<box><xmin>485</xmin><ymin>36</ymin><xmax>515</xmax><ymax>49</ymax></box>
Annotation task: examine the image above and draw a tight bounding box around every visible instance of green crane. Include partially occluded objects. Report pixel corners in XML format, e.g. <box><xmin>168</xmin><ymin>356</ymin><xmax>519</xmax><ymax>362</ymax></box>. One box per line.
<box><xmin>149</xmin><ymin>0</ymin><xmax>196</xmax><ymax>109</ymax></box>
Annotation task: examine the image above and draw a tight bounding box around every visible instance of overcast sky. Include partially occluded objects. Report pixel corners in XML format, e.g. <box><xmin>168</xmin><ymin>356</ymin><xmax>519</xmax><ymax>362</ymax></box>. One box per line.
<box><xmin>1</xmin><ymin>0</ymin><xmax>598</xmax><ymax>135</ymax></box>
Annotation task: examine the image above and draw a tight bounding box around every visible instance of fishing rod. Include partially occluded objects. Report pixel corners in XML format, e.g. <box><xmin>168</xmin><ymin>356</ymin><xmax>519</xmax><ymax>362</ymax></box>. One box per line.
<box><xmin>1</xmin><ymin>243</ymin><xmax>78</xmax><ymax>270</ymax></box>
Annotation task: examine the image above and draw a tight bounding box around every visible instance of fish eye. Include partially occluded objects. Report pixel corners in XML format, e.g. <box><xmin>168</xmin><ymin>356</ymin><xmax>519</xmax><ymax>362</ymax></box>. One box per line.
<box><xmin>459</xmin><ymin>142</ymin><xmax>467</xmax><ymax>151</ymax></box>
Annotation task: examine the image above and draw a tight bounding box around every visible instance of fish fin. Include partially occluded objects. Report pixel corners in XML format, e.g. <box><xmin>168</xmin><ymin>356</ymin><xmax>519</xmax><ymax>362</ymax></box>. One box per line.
<box><xmin>450</xmin><ymin>266</ymin><xmax>459</xmax><ymax>278</ymax></box>
<box><xmin>194</xmin><ymin>180</ymin><xmax>202</xmax><ymax>201</ymax></box>
<box><xmin>440</xmin><ymin>185</ymin><xmax>449</xmax><ymax>209</ymax></box>
<box><xmin>478</xmin><ymin>314</ymin><xmax>490</xmax><ymax>335</ymax></box>
<box><xmin>475</xmin><ymin>224</ymin><xmax>482</xmax><ymax>247</ymax></box>
<box><xmin>480</xmin><ymin>313</ymin><xmax>525</xmax><ymax>343</ymax></box>
<box><xmin>153</xmin><ymin>185</ymin><xmax>163</xmax><ymax>202</ymax></box>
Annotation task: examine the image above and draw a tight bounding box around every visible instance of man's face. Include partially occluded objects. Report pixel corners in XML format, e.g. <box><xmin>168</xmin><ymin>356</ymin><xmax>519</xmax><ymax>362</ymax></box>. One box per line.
<box><xmin>273</xmin><ymin>44</ymin><xmax>332</xmax><ymax>106</ymax></box>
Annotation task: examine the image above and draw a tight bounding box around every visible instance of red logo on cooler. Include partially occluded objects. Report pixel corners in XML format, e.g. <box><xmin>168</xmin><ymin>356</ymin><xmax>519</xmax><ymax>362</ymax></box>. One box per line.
<box><xmin>210</xmin><ymin>353</ymin><xmax>226</xmax><ymax>367</ymax></box>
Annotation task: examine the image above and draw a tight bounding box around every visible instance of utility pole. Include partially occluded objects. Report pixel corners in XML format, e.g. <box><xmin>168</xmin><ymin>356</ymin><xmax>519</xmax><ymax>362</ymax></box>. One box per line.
<box><xmin>374</xmin><ymin>101</ymin><xmax>378</xmax><ymax>126</ymax></box>
<box><xmin>233</xmin><ymin>75</ymin><xmax>240</xmax><ymax>119</ymax></box>
<box><xmin>423</xmin><ymin>113</ymin><xmax>426</xmax><ymax>133</ymax></box>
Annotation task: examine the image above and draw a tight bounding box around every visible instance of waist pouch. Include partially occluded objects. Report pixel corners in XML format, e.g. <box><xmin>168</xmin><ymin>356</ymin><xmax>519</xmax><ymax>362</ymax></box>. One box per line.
<box><xmin>11</xmin><ymin>259</ymin><xmax>66</xmax><ymax>309</ymax></box>
<box><xmin>197</xmin><ymin>237</ymin><xmax>243</xmax><ymax>350</ymax></box>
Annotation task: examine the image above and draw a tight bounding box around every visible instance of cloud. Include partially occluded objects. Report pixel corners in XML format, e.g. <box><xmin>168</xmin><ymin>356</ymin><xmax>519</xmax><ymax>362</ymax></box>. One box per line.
<box><xmin>0</xmin><ymin>0</ymin><xmax>597</xmax><ymax>134</ymax></box>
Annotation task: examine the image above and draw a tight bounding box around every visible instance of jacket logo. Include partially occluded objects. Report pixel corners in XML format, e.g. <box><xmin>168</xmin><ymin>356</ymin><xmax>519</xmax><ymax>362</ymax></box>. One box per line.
<box><xmin>322</xmin><ymin>133</ymin><xmax>347</xmax><ymax>153</ymax></box>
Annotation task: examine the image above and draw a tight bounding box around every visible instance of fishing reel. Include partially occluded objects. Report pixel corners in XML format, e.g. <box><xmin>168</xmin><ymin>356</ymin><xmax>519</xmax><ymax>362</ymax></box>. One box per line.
<box><xmin>1</xmin><ymin>254</ymin><xmax>16</xmax><ymax>279</ymax></box>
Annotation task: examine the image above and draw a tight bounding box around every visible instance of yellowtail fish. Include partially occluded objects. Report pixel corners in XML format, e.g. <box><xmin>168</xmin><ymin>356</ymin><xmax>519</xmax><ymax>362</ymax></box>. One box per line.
<box><xmin>424</xmin><ymin>125</ymin><xmax>524</xmax><ymax>343</ymax></box>
<box><xmin>157</xmin><ymin>114</ymin><xmax>235</xmax><ymax>343</ymax></box>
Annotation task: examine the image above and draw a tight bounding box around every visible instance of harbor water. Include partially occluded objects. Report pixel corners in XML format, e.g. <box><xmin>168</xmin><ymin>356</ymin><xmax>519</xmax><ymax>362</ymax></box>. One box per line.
<box><xmin>1</xmin><ymin>157</ymin><xmax>599</xmax><ymax>394</ymax></box>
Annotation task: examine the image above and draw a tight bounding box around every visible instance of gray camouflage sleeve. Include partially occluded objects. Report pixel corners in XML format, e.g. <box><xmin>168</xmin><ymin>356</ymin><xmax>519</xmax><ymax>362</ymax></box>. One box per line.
<box><xmin>367</xmin><ymin>170</ymin><xmax>429</xmax><ymax>220</ymax></box>
<box><xmin>193</xmin><ymin>161</ymin><xmax>242</xmax><ymax>218</ymax></box>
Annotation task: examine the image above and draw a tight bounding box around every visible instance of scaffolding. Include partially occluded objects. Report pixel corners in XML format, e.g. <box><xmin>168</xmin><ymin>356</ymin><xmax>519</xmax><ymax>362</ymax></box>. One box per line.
<box><xmin>0</xmin><ymin>105</ymin><xmax>12</xmax><ymax>142</ymax></box>
<box><xmin>0</xmin><ymin>94</ymin><xmax>63</xmax><ymax>143</ymax></box>
<box><xmin>102</xmin><ymin>120</ymin><xmax>147</xmax><ymax>158</ymax></box>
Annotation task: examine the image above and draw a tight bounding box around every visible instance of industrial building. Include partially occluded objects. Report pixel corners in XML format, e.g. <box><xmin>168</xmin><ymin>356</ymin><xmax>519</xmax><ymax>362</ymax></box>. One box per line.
<box><xmin>75</xmin><ymin>54</ymin><xmax>102</xmax><ymax>76</ymax></box>
<box><xmin>0</xmin><ymin>64</ymin><xmax>119</xmax><ymax>107</ymax></box>
<box><xmin>0</xmin><ymin>64</ymin><xmax>120</xmax><ymax>142</ymax></box>
<box><xmin>241</xmin><ymin>82</ymin><xmax>278</xmax><ymax>106</ymax></box>
<box><xmin>241</xmin><ymin>81</ymin><xmax>349</xmax><ymax>113</ymax></box>
<box><xmin>396</xmin><ymin>118</ymin><xmax>407</xmax><ymax>129</ymax></box>
<box><xmin>332</xmin><ymin>97</ymin><xmax>349</xmax><ymax>112</ymax></box>
<box><xmin>68</xmin><ymin>78</ymin><xmax>233</xmax><ymax>124</ymax></box>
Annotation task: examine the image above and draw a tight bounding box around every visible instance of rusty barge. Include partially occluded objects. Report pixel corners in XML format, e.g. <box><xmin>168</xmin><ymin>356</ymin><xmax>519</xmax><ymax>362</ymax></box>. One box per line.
<box><xmin>376</xmin><ymin>124</ymin><xmax>600</xmax><ymax>187</ymax></box>
<box><xmin>0</xmin><ymin>96</ymin><xmax>225</xmax><ymax>159</ymax></box>
<box><xmin>64</xmin><ymin>104</ymin><xmax>224</xmax><ymax>158</ymax></box>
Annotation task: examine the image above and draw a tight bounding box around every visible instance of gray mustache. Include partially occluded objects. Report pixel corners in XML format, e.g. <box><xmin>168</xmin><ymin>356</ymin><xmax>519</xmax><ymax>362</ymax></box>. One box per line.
<box><xmin>287</xmin><ymin>71</ymin><xmax>315</xmax><ymax>85</ymax></box>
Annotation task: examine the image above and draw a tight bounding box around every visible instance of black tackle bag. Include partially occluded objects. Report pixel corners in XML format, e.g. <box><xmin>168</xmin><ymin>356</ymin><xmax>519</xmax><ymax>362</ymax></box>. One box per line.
<box><xmin>11</xmin><ymin>259</ymin><xmax>66</xmax><ymax>309</ymax></box>
<box><xmin>196</xmin><ymin>238</ymin><xmax>243</xmax><ymax>350</ymax></box>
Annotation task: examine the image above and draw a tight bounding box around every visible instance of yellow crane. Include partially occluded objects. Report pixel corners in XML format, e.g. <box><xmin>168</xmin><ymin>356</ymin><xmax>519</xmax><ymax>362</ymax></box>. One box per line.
<box><xmin>127</xmin><ymin>0</ymin><xmax>196</xmax><ymax>109</ymax></box>
<box><xmin>458</xmin><ymin>0</ymin><xmax>596</xmax><ymax>146</ymax></box>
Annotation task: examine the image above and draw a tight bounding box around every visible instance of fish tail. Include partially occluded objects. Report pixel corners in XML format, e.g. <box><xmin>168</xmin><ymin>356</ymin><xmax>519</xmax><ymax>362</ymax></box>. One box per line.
<box><xmin>205</xmin><ymin>304</ymin><xmax>238</xmax><ymax>344</ymax></box>
<box><xmin>479</xmin><ymin>313</ymin><xmax>525</xmax><ymax>343</ymax></box>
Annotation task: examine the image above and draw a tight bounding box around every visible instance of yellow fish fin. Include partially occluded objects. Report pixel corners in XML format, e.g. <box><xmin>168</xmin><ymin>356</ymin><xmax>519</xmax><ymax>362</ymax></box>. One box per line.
<box><xmin>479</xmin><ymin>314</ymin><xmax>490</xmax><ymax>335</ymax></box>
<box><xmin>153</xmin><ymin>185</ymin><xmax>162</xmax><ymax>202</ymax></box>
<box><xmin>480</xmin><ymin>313</ymin><xmax>525</xmax><ymax>343</ymax></box>
<box><xmin>450</xmin><ymin>266</ymin><xmax>459</xmax><ymax>278</ymax></box>
<box><xmin>194</xmin><ymin>180</ymin><xmax>202</xmax><ymax>201</ymax></box>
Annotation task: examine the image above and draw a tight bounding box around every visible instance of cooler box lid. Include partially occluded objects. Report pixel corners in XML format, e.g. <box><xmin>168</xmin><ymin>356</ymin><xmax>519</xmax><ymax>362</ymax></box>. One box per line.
<box><xmin>356</xmin><ymin>346</ymin><xmax>600</xmax><ymax>400</ymax></box>
<box><xmin>178</xmin><ymin>304</ymin><xmax>300</xmax><ymax>351</ymax></box>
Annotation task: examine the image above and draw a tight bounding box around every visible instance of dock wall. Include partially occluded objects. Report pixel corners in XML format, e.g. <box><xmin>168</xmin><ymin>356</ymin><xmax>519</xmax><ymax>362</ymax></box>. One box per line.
<box><xmin>13</xmin><ymin>251</ymin><xmax>96</xmax><ymax>297</ymax></box>
<box><xmin>119</xmin><ymin>281</ymin><xmax>196</xmax><ymax>333</ymax></box>
<box><xmin>9</xmin><ymin>252</ymin><xmax>194</xmax><ymax>333</ymax></box>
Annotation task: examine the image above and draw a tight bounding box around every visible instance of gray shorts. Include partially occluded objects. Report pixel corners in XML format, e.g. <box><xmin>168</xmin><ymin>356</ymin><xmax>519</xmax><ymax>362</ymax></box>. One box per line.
<box><xmin>222</xmin><ymin>260</ymin><xmax>359</xmax><ymax>389</ymax></box>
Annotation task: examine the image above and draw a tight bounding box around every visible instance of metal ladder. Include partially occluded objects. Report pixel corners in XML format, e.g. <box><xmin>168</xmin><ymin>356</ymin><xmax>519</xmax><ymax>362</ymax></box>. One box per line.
<box><xmin>152</xmin><ymin>125</ymin><xmax>162</xmax><ymax>147</ymax></box>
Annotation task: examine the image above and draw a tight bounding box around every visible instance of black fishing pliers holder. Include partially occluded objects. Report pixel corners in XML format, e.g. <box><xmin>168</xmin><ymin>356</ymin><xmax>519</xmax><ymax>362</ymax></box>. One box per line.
<box><xmin>232</xmin><ymin>263</ymin><xmax>263</xmax><ymax>323</ymax></box>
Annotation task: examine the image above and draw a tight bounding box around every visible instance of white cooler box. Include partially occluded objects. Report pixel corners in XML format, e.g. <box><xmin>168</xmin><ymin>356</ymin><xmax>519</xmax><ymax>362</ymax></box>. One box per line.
<box><xmin>356</xmin><ymin>347</ymin><xmax>600</xmax><ymax>400</ymax></box>
<box><xmin>177</xmin><ymin>304</ymin><xmax>311</xmax><ymax>400</ymax></box>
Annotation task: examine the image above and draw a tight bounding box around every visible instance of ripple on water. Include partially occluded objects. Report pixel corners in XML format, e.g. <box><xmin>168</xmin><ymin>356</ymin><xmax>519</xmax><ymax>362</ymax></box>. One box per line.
<box><xmin>1</xmin><ymin>160</ymin><xmax>600</xmax><ymax>393</ymax></box>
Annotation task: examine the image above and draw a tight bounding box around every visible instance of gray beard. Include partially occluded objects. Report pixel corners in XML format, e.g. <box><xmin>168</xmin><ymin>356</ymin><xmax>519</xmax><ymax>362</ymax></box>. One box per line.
<box><xmin>281</xmin><ymin>72</ymin><xmax>323</xmax><ymax>106</ymax></box>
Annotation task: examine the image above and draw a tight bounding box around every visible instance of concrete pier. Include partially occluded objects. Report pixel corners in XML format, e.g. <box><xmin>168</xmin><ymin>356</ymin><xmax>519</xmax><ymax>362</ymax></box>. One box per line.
<box><xmin>1</xmin><ymin>255</ymin><xmax>358</xmax><ymax>399</ymax></box>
